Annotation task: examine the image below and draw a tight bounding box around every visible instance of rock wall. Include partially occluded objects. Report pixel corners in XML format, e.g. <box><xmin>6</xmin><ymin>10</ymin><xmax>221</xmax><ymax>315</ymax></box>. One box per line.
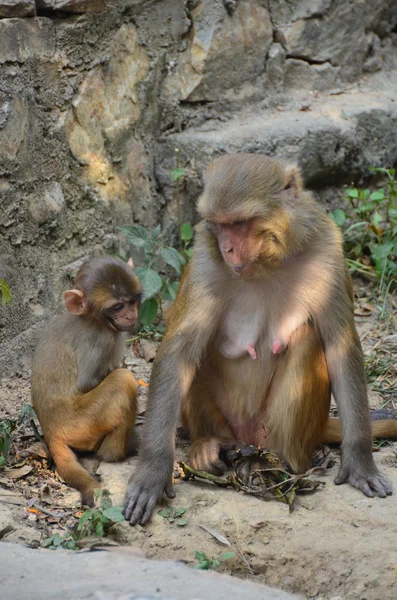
<box><xmin>1</xmin><ymin>0</ymin><xmax>397</xmax><ymax>375</ymax></box>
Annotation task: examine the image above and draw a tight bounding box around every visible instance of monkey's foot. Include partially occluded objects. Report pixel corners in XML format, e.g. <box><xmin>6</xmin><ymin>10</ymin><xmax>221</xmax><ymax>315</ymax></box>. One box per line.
<box><xmin>189</xmin><ymin>437</ymin><xmax>238</xmax><ymax>475</ymax></box>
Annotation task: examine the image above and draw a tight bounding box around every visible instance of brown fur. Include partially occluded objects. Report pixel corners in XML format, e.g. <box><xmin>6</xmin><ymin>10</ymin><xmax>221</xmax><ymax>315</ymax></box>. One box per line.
<box><xmin>32</xmin><ymin>256</ymin><xmax>140</xmax><ymax>506</ymax></box>
<box><xmin>124</xmin><ymin>154</ymin><xmax>393</xmax><ymax>526</ymax></box>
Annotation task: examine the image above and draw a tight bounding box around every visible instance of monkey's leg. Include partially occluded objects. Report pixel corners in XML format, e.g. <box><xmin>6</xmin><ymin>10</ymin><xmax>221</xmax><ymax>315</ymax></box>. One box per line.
<box><xmin>51</xmin><ymin>369</ymin><xmax>137</xmax><ymax>505</ymax></box>
<box><xmin>182</xmin><ymin>376</ymin><xmax>236</xmax><ymax>474</ymax></box>
<box><xmin>76</xmin><ymin>368</ymin><xmax>138</xmax><ymax>462</ymax></box>
<box><xmin>266</xmin><ymin>323</ymin><xmax>331</xmax><ymax>473</ymax></box>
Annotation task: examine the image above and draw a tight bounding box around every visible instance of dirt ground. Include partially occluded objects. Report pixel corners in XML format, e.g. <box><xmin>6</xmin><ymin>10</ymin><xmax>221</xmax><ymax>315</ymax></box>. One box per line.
<box><xmin>0</xmin><ymin>280</ymin><xmax>396</xmax><ymax>600</ymax></box>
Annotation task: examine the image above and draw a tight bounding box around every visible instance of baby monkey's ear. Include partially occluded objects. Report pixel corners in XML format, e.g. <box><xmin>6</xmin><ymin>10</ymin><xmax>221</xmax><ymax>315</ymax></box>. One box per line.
<box><xmin>127</xmin><ymin>257</ymin><xmax>135</xmax><ymax>269</ymax></box>
<box><xmin>64</xmin><ymin>289</ymin><xmax>88</xmax><ymax>315</ymax></box>
<box><xmin>284</xmin><ymin>164</ymin><xmax>303</xmax><ymax>196</ymax></box>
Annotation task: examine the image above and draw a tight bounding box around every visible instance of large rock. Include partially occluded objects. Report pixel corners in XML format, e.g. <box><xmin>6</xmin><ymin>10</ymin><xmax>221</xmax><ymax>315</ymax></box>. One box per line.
<box><xmin>0</xmin><ymin>0</ymin><xmax>35</xmax><ymax>17</ymax></box>
<box><xmin>65</xmin><ymin>23</ymin><xmax>149</xmax><ymax>203</ymax></box>
<box><xmin>163</xmin><ymin>0</ymin><xmax>273</xmax><ymax>102</ymax></box>
<box><xmin>0</xmin><ymin>18</ymin><xmax>55</xmax><ymax>64</ymax></box>
<box><xmin>0</xmin><ymin>543</ymin><xmax>299</xmax><ymax>600</ymax></box>
<box><xmin>27</xmin><ymin>182</ymin><xmax>66</xmax><ymax>225</ymax></box>
<box><xmin>36</xmin><ymin>0</ymin><xmax>106</xmax><ymax>12</ymax></box>
<box><xmin>268</xmin><ymin>0</ymin><xmax>397</xmax><ymax>82</ymax></box>
<box><xmin>155</xmin><ymin>84</ymin><xmax>397</xmax><ymax>208</ymax></box>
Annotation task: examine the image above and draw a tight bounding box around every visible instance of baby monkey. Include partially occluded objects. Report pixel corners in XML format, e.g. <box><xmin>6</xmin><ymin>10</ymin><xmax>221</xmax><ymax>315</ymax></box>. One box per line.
<box><xmin>32</xmin><ymin>256</ymin><xmax>141</xmax><ymax>506</ymax></box>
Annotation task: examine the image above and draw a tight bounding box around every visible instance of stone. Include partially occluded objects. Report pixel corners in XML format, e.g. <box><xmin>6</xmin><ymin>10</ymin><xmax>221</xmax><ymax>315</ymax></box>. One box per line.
<box><xmin>0</xmin><ymin>0</ymin><xmax>35</xmax><ymax>18</ymax></box>
<box><xmin>163</xmin><ymin>0</ymin><xmax>273</xmax><ymax>102</ymax></box>
<box><xmin>27</xmin><ymin>183</ymin><xmax>65</xmax><ymax>225</ymax></box>
<box><xmin>0</xmin><ymin>18</ymin><xmax>55</xmax><ymax>64</ymax></box>
<box><xmin>0</xmin><ymin>542</ymin><xmax>299</xmax><ymax>600</ymax></box>
<box><xmin>284</xmin><ymin>59</ymin><xmax>340</xmax><ymax>91</ymax></box>
<box><xmin>65</xmin><ymin>24</ymin><xmax>149</xmax><ymax>203</ymax></box>
<box><xmin>35</xmin><ymin>0</ymin><xmax>106</xmax><ymax>13</ymax></box>
<box><xmin>0</xmin><ymin>95</ymin><xmax>32</xmax><ymax>163</ymax></box>
<box><xmin>272</xmin><ymin>0</ymin><xmax>387</xmax><ymax>82</ymax></box>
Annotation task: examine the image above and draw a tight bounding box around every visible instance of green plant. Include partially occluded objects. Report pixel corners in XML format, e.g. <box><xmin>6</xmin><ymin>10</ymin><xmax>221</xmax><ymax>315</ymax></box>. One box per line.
<box><xmin>41</xmin><ymin>489</ymin><xmax>124</xmax><ymax>550</ymax></box>
<box><xmin>171</xmin><ymin>147</ymin><xmax>185</xmax><ymax>250</ymax></box>
<box><xmin>0</xmin><ymin>279</ymin><xmax>12</xmax><ymax>305</ymax></box>
<box><xmin>193</xmin><ymin>550</ymin><xmax>235</xmax><ymax>570</ymax></box>
<box><xmin>0</xmin><ymin>404</ymin><xmax>40</xmax><ymax>467</ymax></box>
<box><xmin>157</xmin><ymin>505</ymin><xmax>187</xmax><ymax>526</ymax></box>
<box><xmin>328</xmin><ymin>168</ymin><xmax>397</xmax><ymax>288</ymax></box>
<box><xmin>121</xmin><ymin>224</ymin><xmax>189</xmax><ymax>327</ymax></box>
<box><xmin>180</xmin><ymin>222</ymin><xmax>193</xmax><ymax>260</ymax></box>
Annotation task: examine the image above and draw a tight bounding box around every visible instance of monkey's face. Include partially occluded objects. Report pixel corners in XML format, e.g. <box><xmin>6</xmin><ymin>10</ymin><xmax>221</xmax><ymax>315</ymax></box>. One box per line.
<box><xmin>210</xmin><ymin>217</ymin><xmax>287</xmax><ymax>276</ymax></box>
<box><xmin>103</xmin><ymin>295</ymin><xmax>141</xmax><ymax>332</ymax></box>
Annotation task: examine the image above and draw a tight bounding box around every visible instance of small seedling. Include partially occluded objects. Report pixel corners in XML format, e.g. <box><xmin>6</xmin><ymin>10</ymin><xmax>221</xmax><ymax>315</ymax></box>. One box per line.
<box><xmin>121</xmin><ymin>223</ymin><xmax>192</xmax><ymax>328</ymax></box>
<box><xmin>193</xmin><ymin>550</ymin><xmax>235</xmax><ymax>570</ymax></box>
<box><xmin>328</xmin><ymin>167</ymin><xmax>397</xmax><ymax>290</ymax></box>
<box><xmin>0</xmin><ymin>279</ymin><xmax>12</xmax><ymax>305</ymax></box>
<box><xmin>0</xmin><ymin>404</ymin><xmax>40</xmax><ymax>467</ymax></box>
<box><xmin>40</xmin><ymin>488</ymin><xmax>124</xmax><ymax>550</ymax></box>
<box><xmin>157</xmin><ymin>505</ymin><xmax>187</xmax><ymax>526</ymax></box>
<box><xmin>78</xmin><ymin>488</ymin><xmax>124</xmax><ymax>538</ymax></box>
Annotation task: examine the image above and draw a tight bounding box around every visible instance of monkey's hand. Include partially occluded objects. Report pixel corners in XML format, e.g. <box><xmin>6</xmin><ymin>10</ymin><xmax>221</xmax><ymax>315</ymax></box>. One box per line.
<box><xmin>123</xmin><ymin>459</ymin><xmax>175</xmax><ymax>525</ymax></box>
<box><xmin>335</xmin><ymin>457</ymin><xmax>392</xmax><ymax>498</ymax></box>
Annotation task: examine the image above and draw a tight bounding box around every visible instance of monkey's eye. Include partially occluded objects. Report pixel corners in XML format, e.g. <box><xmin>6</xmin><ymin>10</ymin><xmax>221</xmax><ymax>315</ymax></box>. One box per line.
<box><xmin>111</xmin><ymin>303</ymin><xmax>124</xmax><ymax>312</ymax></box>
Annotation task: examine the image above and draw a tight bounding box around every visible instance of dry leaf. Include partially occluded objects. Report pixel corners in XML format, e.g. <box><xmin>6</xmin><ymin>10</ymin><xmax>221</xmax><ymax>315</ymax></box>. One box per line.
<box><xmin>199</xmin><ymin>524</ymin><xmax>231</xmax><ymax>547</ymax></box>
<box><xmin>0</xmin><ymin>526</ymin><xmax>15</xmax><ymax>539</ymax></box>
<box><xmin>4</xmin><ymin>465</ymin><xmax>33</xmax><ymax>479</ymax></box>
<box><xmin>137</xmin><ymin>379</ymin><xmax>148</xmax><ymax>387</ymax></box>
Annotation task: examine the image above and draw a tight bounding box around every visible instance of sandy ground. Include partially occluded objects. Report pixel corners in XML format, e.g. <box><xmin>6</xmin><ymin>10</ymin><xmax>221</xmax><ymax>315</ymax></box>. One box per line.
<box><xmin>0</xmin><ymin>281</ymin><xmax>396</xmax><ymax>600</ymax></box>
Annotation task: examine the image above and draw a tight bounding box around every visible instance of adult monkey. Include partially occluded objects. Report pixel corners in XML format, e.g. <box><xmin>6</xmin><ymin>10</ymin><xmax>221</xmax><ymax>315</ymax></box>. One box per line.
<box><xmin>32</xmin><ymin>256</ymin><xmax>141</xmax><ymax>506</ymax></box>
<box><xmin>124</xmin><ymin>154</ymin><xmax>394</xmax><ymax>525</ymax></box>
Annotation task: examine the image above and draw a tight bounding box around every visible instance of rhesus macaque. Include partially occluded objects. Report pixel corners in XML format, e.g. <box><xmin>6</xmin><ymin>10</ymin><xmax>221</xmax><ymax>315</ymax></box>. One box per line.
<box><xmin>32</xmin><ymin>256</ymin><xmax>141</xmax><ymax>506</ymax></box>
<box><xmin>124</xmin><ymin>154</ymin><xmax>395</xmax><ymax>525</ymax></box>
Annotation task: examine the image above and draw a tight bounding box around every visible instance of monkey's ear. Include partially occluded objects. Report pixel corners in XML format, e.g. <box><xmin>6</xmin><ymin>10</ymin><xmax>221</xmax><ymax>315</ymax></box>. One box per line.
<box><xmin>127</xmin><ymin>257</ymin><xmax>134</xmax><ymax>269</ymax></box>
<box><xmin>284</xmin><ymin>165</ymin><xmax>303</xmax><ymax>195</ymax></box>
<box><xmin>64</xmin><ymin>289</ymin><xmax>87</xmax><ymax>315</ymax></box>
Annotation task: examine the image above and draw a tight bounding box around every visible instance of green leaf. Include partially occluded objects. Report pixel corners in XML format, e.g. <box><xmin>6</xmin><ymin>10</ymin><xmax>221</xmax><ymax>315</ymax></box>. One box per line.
<box><xmin>372</xmin><ymin>242</ymin><xmax>394</xmax><ymax>259</ymax></box>
<box><xmin>41</xmin><ymin>537</ymin><xmax>54</xmax><ymax>548</ymax></box>
<box><xmin>195</xmin><ymin>550</ymin><xmax>206</xmax><ymax>560</ymax></box>
<box><xmin>53</xmin><ymin>534</ymin><xmax>62</xmax><ymax>547</ymax></box>
<box><xmin>171</xmin><ymin>168</ymin><xmax>185</xmax><ymax>181</ymax></box>
<box><xmin>180</xmin><ymin>223</ymin><xmax>193</xmax><ymax>241</ymax></box>
<box><xmin>184</xmin><ymin>248</ymin><xmax>193</xmax><ymax>259</ymax></box>
<box><xmin>389</xmin><ymin>207</ymin><xmax>397</xmax><ymax>219</ymax></box>
<box><xmin>346</xmin><ymin>188</ymin><xmax>359</xmax><ymax>198</ymax></box>
<box><xmin>174</xmin><ymin>508</ymin><xmax>187</xmax><ymax>517</ymax></box>
<box><xmin>372</xmin><ymin>211</ymin><xmax>382</xmax><ymax>228</ymax></box>
<box><xmin>159</xmin><ymin>247</ymin><xmax>184</xmax><ymax>275</ymax></box>
<box><xmin>139</xmin><ymin>298</ymin><xmax>159</xmax><ymax>326</ymax></box>
<box><xmin>0</xmin><ymin>279</ymin><xmax>12</xmax><ymax>305</ymax></box>
<box><xmin>96</xmin><ymin>521</ymin><xmax>104</xmax><ymax>537</ymax></box>
<box><xmin>219</xmin><ymin>552</ymin><xmax>236</xmax><ymax>561</ymax></box>
<box><xmin>78</xmin><ymin>511</ymin><xmax>92</xmax><ymax>530</ymax></box>
<box><xmin>135</xmin><ymin>268</ymin><xmax>163</xmax><ymax>300</ymax></box>
<box><xmin>151</xmin><ymin>225</ymin><xmax>161</xmax><ymax>240</ymax></box>
<box><xmin>359</xmin><ymin>202</ymin><xmax>375</xmax><ymax>212</ymax></box>
<box><xmin>102</xmin><ymin>506</ymin><xmax>124</xmax><ymax>523</ymax></box>
<box><xmin>328</xmin><ymin>209</ymin><xmax>346</xmax><ymax>226</ymax></box>
<box><xmin>176</xmin><ymin>519</ymin><xmax>187</xmax><ymax>526</ymax></box>
<box><xmin>370</xmin><ymin>190</ymin><xmax>385</xmax><ymax>201</ymax></box>
<box><xmin>164</xmin><ymin>281</ymin><xmax>180</xmax><ymax>302</ymax></box>
<box><xmin>353</xmin><ymin>243</ymin><xmax>362</xmax><ymax>257</ymax></box>
<box><xmin>18</xmin><ymin>404</ymin><xmax>37</xmax><ymax>425</ymax></box>
<box><xmin>121</xmin><ymin>225</ymin><xmax>148</xmax><ymax>248</ymax></box>
<box><xmin>359</xmin><ymin>189</ymin><xmax>370</xmax><ymax>201</ymax></box>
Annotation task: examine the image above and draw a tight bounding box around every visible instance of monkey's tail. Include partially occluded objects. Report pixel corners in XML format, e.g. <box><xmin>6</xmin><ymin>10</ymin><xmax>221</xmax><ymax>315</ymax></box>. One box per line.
<box><xmin>323</xmin><ymin>410</ymin><xmax>397</xmax><ymax>444</ymax></box>
<box><xmin>49</xmin><ymin>440</ymin><xmax>98</xmax><ymax>506</ymax></box>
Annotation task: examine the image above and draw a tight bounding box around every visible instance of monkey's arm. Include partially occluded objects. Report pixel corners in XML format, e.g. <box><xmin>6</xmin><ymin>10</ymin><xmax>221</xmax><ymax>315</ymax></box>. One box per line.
<box><xmin>123</xmin><ymin>266</ymin><xmax>222</xmax><ymax>524</ymax></box>
<box><xmin>318</xmin><ymin>274</ymin><xmax>392</xmax><ymax>497</ymax></box>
